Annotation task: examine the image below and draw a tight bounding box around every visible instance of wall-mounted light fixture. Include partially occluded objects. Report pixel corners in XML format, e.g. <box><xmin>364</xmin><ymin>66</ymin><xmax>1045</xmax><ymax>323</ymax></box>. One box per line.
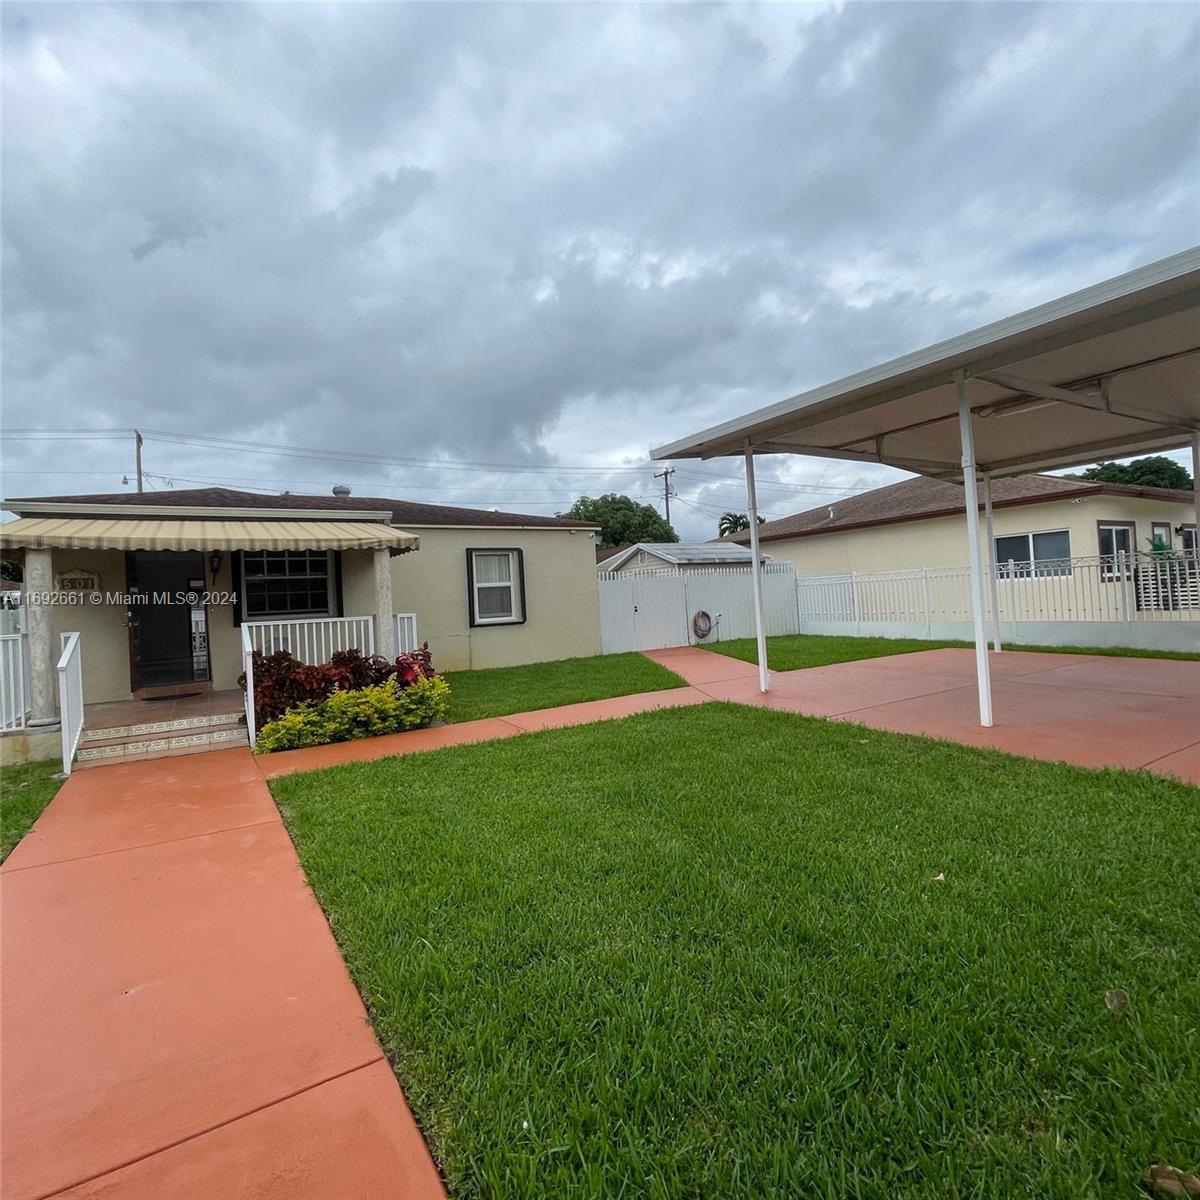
<box><xmin>209</xmin><ymin>551</ymin><xmax>223</xmax><ymax>581</ymax></box>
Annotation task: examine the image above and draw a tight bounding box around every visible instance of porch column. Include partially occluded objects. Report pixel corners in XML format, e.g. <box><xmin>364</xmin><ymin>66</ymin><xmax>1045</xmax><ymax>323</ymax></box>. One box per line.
<box><xmin>744</xmin><ymin>442</ymin><xmax>770</xmax><ymax>694</ymax></box>
<box><xmin>956</xmin><ymin>371</ymin><xmax>993</xmax><ymax>727</ymax></box>
<box><xmin>24</xmin><ymin>547</ymin><xmax>58</xmax><ymax>726</ymax></box>
<box><xmin>373</xmin><ymin>548</ymin><xmax>397</xmax><ymax>661</ymax></box>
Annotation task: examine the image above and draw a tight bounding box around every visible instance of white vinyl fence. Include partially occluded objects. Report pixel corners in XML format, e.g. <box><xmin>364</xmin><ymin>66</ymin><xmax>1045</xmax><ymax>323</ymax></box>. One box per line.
<box><xmin>796</xmin><ymin>552</ymin><xmax>1200</xmax><ymax>652</ymax></box>
<box><xmin>599</xmin><ymin>564</ymin><xmax>799</xmax><ymax>653</ymax></box>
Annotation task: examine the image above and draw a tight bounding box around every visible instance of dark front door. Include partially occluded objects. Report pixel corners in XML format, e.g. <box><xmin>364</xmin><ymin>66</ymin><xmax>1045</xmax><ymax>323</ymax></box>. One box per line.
<box><xmin>126</xmin><ymin>551</ymin><xmax>210</xmax><ymax>689</ymax></box>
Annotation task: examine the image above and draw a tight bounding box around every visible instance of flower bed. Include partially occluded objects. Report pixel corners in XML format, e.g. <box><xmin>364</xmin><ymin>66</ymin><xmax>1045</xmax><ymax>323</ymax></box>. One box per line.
<box><xmin>246</xmin><ymin>646</ymin><xmax>450</xmax><ymax>753</ymax></box>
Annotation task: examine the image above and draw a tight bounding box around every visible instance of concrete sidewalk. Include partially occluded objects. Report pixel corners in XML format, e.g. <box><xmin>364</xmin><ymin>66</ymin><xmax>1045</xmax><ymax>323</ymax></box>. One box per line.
<box><xmin>0</xmin><ymin>749</ymin><xmax>445</xmax><ymax>1200</ymax></box>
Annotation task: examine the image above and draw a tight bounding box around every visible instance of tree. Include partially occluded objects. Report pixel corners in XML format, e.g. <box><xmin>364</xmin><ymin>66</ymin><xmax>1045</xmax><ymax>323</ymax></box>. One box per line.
<box><xmin>1078</xmin><ymin>456</ymin><xmax>1193</xmax><ymax>491</ymax></box>
<box><xmin>561</xmin><ymin>494</ymin><xmax>678</xmax><ymax>548</ymax></box>
<box><xmin>717</xmin><ymin>512</ymin><xmax>765</xmax><ymax>537</ymax></box>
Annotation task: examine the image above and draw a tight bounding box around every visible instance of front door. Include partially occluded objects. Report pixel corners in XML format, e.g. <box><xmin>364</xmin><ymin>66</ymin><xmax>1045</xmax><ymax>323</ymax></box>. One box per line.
<box><xmin>126</xmin><ymin>551</ymin><xmax>211</xmax><ymax>689</ymax></box>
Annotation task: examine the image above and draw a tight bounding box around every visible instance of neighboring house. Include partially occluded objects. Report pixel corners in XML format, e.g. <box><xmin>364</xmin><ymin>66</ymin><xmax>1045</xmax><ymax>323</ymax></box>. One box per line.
<box><xmin>599</xmin><ymin>542</ymin><xmax>771</xmax><ymax>576</ymax></box>
<box><xmin>725</xmin><ymin>474</ymin><xmax>1197</xmax><ymax>575</ymax></box>
<box><xmin>0</xmin><ymin>487</ymin><xmax>602</xmax><ymax>709</ymax></box>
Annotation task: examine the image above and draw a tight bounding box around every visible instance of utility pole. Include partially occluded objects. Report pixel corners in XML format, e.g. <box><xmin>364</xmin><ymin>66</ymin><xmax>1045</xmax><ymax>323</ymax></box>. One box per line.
<box><xmin>653</xmin><ymin>466</ymin><xmax>675</xmax><ymax>525</ymax></box>
<box><xmin>134</xmin><ymin>430</ymin><xmax>144</xmax><ymax>493</ymax></box>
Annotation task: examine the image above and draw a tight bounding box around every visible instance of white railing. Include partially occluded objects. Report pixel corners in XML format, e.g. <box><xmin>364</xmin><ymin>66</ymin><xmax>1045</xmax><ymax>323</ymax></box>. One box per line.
<box><xmin>241</xmin><ymin>626</ymin><xmax>256</xmax><ymax>748</ymax></box>
<box><xmin>0</xmin><ymin>632</ymin><xmax>30</xmax><ymax>731</ymax></box>
<box><xmin>797</xmin><ymin>551</ymin><xmax>1200</xmax><ymax>628</ymax></box>
<box><xmin>393</xmin><ymin>612</ymin><xmax>419</xmax><ymax>654</ymax></box>
<box><xmin>57</xmin><ymin>632</ymin><xmax>83</xmax><ymax>775</ymax></box>
<box><xmin>242</xmin><ymin>614</ymin><xmax>375</xmax><ymax>663</ymax></box>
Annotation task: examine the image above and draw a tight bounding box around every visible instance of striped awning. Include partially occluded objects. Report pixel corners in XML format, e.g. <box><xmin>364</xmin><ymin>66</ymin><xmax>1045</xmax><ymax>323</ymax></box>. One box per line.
<box><xmin>0</xmin><ymin>517</ymin><xmax>420</xmax><ymax>554</ymax></box>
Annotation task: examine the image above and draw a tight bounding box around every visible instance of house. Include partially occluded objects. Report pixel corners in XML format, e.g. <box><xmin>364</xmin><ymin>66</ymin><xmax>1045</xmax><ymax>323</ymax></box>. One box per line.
<box><xmin>724</xmin><ymin>473</ymin><xmax>1197</xmax><ymax>576</ymax></box>
<box><xmin>599</xmin><ymin>542</ymin><xmax>770</xmax><ymax>575</ymax></box>
<box><xmin>0</xmin><ymin>487</ymin><xmax>603</xmax><ymax>723</ymax></box>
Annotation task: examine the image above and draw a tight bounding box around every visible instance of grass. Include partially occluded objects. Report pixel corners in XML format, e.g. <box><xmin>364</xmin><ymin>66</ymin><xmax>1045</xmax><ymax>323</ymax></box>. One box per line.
<box><xmin>1</xmin><ymin>759</ymin><xmax>62</xmax><ymax>862</ymax></box>
<box><xmin>705</xmin><ymin>632</ymin><xmax>1200</xmax><ymax>673</ymax></box>
<box><xmin>443</xmin><ymin>652</ymin><xmax>685</xmax><ymax>724</ymax></box>
<box><xmin>273</xmin><ymin>705</ymin><xmax>1200</xmax><ymax>1198</ymax></box>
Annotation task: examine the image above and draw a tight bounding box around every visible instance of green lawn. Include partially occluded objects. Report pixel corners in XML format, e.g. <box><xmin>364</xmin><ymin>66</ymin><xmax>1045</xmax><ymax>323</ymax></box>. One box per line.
<box><xmin>273</xmin><ymin>705</ymin><xmax>1199</xmax><ymax>1198</ymax></box>
<box><xmin>705</xmin><ymin>632</ymin><xmax>1200</xmax><ymax>672</ymax></box>
<box><xmin>1</xmin><ymin>759</ymin><xmax>63</xmax><ymax>862</ymax></box>
<box><xmin>443</xmin><ymin>652</ymin><xmax>685</xmax><ymax>724</ymax></box>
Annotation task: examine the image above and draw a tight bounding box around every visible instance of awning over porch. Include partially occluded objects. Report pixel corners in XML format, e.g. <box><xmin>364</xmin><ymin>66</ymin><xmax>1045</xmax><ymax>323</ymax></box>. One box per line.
<box><xmin>0</xmin><ymin>517</ymin><xmax>420</xmax><ymax>554</ymax></box>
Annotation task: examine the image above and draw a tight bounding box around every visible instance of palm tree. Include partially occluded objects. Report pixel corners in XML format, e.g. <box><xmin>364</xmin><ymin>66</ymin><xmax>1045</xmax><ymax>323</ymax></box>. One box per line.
<box><xmin>718</xmin><ymin>512</ymin><xmax>751</xmax><ymax>537</ymax></box>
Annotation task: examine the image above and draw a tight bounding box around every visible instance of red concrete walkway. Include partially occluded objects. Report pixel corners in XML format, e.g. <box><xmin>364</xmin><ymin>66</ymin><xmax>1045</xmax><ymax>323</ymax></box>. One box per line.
<box><xmin>644</xmin><ymin>646</ymin><xmax>1200</xmax><ymax>785</ymax></box>
<box><xmin>0</xmin><ymin>749</ymin><xmax>445</xmax><ymax>1200</ymax></box>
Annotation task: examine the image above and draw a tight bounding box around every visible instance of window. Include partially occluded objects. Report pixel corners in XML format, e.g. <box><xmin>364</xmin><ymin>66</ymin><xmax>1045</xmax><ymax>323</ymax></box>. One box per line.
<box><xmin>1150</xmin><ymin>522</ymin><xmax>1173</xmax><ymax>552</ymax></box>
<box><xmin>242</xmin><ymin>550</ymin><xmax>332</xmax><ymax>617</ymax></box>
<box><xmin>467</xmin><ymin>548</ymin><xmax>525</xmax><ymax>626</ymax></box>
<box><xmin>1183</xmin><ymin>525</ymin><xmax>1198</xmax><ymax>555</ymax></box>
<box><xmin>992</xmin><ymin>530</ymin><xmax>1072</xmax><ymax>578</ymax></box>
<box><xmin>1097</xmin><ymin>522</ymin><xmax>1135</xmax><ymax>579</ymax></box>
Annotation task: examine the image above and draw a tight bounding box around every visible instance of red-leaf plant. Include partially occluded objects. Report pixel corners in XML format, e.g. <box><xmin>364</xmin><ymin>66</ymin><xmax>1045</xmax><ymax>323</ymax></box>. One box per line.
<box><xmin>242</xmin><ymin>644</ymin><xmax>438</xmax><ymax>726</ymax></box>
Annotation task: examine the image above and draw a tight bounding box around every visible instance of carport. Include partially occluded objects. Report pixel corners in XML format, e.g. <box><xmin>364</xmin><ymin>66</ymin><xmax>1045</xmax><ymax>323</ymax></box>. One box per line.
<box><xmin>652</xmin><ymin>247</ymin><xmax>1200</xmax><ymax>726</ymax></box>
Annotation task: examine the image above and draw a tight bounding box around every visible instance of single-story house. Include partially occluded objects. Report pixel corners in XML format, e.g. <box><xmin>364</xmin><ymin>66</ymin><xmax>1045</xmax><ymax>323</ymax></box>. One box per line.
<box><xmin>599</xmin><ymin>542</ymin><xmax>771</xmax><ymax>576</ymax></box>
<box><xmin>1</xmin><ymin>487</ymin><xmax>603</xmax><ymax>719</ymax></box>
<box><xmin>725</xmin><ymin>473</ymin><xmax>1197</xmax><ymax>576</ymax></box>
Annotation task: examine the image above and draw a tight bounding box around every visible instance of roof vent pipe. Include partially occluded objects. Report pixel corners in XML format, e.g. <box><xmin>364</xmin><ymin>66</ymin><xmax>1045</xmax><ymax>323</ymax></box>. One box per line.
<box><xmin>332</xmin><ymin>485</ymin><xmax>352</xmax><ymax>497</ymax></box>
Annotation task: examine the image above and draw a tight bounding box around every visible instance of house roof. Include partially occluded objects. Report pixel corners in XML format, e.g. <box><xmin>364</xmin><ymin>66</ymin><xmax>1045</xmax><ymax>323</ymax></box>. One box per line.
<box><xmin>602</xmin><ymin>542</ymin><xmax>769</xmax><ymax>570</ymax></box>
<box><xmin>596</xmin><ymin>544</ymin><xmax>628</xmax><ymax>564</ymax></box>
<box><xmin>1</xmin><ymin>486</ymin><xmax>599</xmax><ymax>530</ymax></box>
<box><xmin>725</xmin><ymin>473</ymin><xmax>1195</xmax><ymax>545</ymax></box>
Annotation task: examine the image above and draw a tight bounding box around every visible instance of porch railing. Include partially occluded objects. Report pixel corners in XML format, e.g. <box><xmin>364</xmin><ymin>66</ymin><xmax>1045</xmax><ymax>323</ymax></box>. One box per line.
<box><xmin>0</xmin><ymin>631</ymin><xmax>30</xmax><ymax>731</ymax></box>
<box><xmin>394</xmin><ymin>612</ymin><xmax>419</xmax><ymax>654</ymax></box>
<box><xmin>57</xmin><ymin>632</ymin><xmax>83</xmax><ymax>775</ymax></box>
<box><xmin>242</xmin><ymin>615</ymin><xmax>375</xmax><ymax>663</ymax></box>
<box><xmin>240</xmin><ymin>626</ymin><xmax>256</xmax><ymax>747</ymax></box>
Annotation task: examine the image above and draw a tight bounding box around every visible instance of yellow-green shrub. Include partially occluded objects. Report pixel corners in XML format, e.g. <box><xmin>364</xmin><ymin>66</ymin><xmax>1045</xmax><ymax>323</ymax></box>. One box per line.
<box><xmin>254</xmin><ymin>674</ymin><xmax>450</xmax><ymax>754</ymax></box>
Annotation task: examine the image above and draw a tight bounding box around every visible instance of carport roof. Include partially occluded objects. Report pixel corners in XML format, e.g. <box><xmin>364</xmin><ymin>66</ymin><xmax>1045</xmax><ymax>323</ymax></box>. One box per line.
<box><xmin>652</xmin><ymin>247</ymin><xmax>1200</xmax><ymax>479</ymax></box>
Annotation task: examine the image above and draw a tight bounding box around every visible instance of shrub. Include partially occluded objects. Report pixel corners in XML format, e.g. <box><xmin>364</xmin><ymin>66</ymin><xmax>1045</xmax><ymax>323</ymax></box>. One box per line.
<box><xmin>254</xmin><ymin>674</ymin><xmax>450</xmax><ymax>754</ymax></box>
<box><xmin>243</xmin><ymin>645</ymin><xmax>437</xmax><ymax>726</ymax></box>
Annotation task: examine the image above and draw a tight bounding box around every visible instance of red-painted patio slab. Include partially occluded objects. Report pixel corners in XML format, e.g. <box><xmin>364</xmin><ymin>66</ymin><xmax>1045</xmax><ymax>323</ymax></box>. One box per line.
<box><xmin>0</xmin><ymin>751</ymin><xmax>444</xmax><ymax>1200</ymax></box>
<box><xmin>655</xmin><ymin>645</ymin><xmax>1199</xmax><ymax>785</ymax></box>
<box><xmin>642</xmin><ymin>645</ymin><xmax>761</xmax><ymax>684</ymax></box>
<box><xmin>498</xmin><ymin>685</ymin><xmax>709</xmax><ymax>732</ymax></box>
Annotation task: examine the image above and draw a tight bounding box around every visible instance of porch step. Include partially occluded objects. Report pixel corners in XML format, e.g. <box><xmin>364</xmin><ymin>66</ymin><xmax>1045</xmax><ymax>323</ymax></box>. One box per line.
<box><xmin>75</xmin><ymin>719</ymin><xmax>248</xmax><ymax>765</ymax></box>
<box><xmin>79</xmin><ymin>712</ymin><xmax>244</xmax><ymax>743</ymax></box>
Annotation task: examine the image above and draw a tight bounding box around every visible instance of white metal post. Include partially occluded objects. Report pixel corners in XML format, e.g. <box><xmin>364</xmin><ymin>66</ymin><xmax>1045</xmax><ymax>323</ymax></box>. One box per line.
<box><xmin>1192</xmin><ymin>432</ymin><xmax>1199</xmax><ymax>564</ymax></box>
<box><xmin>982</xmin><ymin>471</ymin><xmax>1002</xmax><ymax>652</ymax></box>
<box><xmin>956</xmin><ymin>371</ymin><xmax>993</xmax><ymax>727</ymax></box>
<box><xmin>744</xmin><ymin>443</ymin><xmax>770</xmax><ymax>693</ymax></box>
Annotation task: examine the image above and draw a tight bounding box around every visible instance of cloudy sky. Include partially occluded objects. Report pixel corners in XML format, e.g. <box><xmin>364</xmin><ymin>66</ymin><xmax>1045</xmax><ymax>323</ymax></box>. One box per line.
<box><xmin>3</xmin><ymin>2</ymin><xmax>1197</xmax><ymax>540</ymax></box>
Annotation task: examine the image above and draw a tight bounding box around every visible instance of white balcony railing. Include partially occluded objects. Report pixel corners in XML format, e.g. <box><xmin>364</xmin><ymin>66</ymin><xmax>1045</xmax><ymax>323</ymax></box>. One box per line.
<box><xmin>240</xmin><ymin>625</ymin><xmax>256</xmax><ymax>747</ymax></box>
<box><xmin>242</xmin><ymin>615</ymin><xmax>375</xmax><ymax>663</ymax></box>
<box><xmin>57</xmin><ymin>632</ymin><xmax>84</xmax><ymax>775</ymax></box>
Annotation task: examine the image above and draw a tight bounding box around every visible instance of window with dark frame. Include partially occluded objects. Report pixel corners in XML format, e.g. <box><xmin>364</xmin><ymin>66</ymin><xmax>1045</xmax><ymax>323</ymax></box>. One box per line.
<box><xmin>1097</xmin><ymin>522</ymin><xmax>1135</xmax><ymax>578</ymax></box>
<box><xmin>242</xmin><ymin>550</ymin><xmax>332</xmax><ymax>617</ymax></box>
<box><xmin>992</xmin><ymin>530</ymin><xmax>1072</xmax><ymax>578</ymax></box>
<box><xmin>467</xmin><ymin>549</ymin><xmax>524</xmax><ymax>626</ymax></box>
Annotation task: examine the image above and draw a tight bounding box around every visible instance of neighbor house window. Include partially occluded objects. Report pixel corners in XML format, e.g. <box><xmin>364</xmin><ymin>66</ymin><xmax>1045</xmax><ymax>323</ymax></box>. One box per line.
<box><xmin>242</xmin><ymin>550</ymin><xmax>332</xmax><ymax>617</ymax></box>
<box><xmin>1150</xmin><ymin>522</ymin><xmax>1173</xmax><ymax>551</ymax></box>
<box><xmin>467</xmin><ymin>549</ymin><xmax>525</xmax><ymax>626</ymax></box>
<box><xmin>992</xmin><ymin>530</ymin><xmax>1072</xmax><ymax>578</ymax></box>
<box><xmin>1183</xmin><ymin>525</ymin><xmax>1197</xmax><ymax>555</ymax></box>
<box><xmin>1097</xmin><ymin>522</ymin><xmax>1135</xmax><ymax>579</ymax></box>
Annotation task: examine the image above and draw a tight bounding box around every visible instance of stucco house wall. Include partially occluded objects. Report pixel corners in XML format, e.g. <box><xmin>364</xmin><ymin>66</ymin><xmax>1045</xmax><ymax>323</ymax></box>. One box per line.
<box><xmin>760</xmin><ymin>494</ymin><xmax>1197</xmax><ymax>577</ymax></box>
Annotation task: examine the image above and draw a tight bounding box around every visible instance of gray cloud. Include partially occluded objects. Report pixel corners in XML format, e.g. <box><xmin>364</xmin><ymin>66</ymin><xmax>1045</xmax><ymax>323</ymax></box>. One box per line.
<box><xmin>2</xmin><ymin>1</ymin><xmax>1196</xmax><ymax>539</ymax></box>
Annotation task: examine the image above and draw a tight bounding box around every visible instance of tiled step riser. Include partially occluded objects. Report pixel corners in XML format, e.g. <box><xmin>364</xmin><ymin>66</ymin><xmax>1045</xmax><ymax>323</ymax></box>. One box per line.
<box><xmin>77</xmin><ymin>729</ymin><xmax>248</xmax><ymax>763</ymax></box>
<box><xmin>80</xmin><ymin>712</ymin><xmax>245</xmax><ymax>743</ymax></box>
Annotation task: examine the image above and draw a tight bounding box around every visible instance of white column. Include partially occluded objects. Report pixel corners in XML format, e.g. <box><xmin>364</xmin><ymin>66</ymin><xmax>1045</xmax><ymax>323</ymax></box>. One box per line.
<box><xmin>373</xmin><ymin>548</ymin><xmax>397</xmax><ymax>660</ymax></box>
<box><xmin>744</xmin><ymin>443</ymin><xmax>770</xmax><ymax>693</ymax></box>
<box><xmin>955</xmin><ymin>371</ymin><xmax>993</xmax><ymax>727</ymax></box>
<box><xmin>23</xmin><ymin>547</ymin><xmax>58</xmax><ymax>726</ymax></box>
<box><xmin>983</xmin><ymin>471</ymin><xmax>1002</xmax><ymax>652</ymax></box>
